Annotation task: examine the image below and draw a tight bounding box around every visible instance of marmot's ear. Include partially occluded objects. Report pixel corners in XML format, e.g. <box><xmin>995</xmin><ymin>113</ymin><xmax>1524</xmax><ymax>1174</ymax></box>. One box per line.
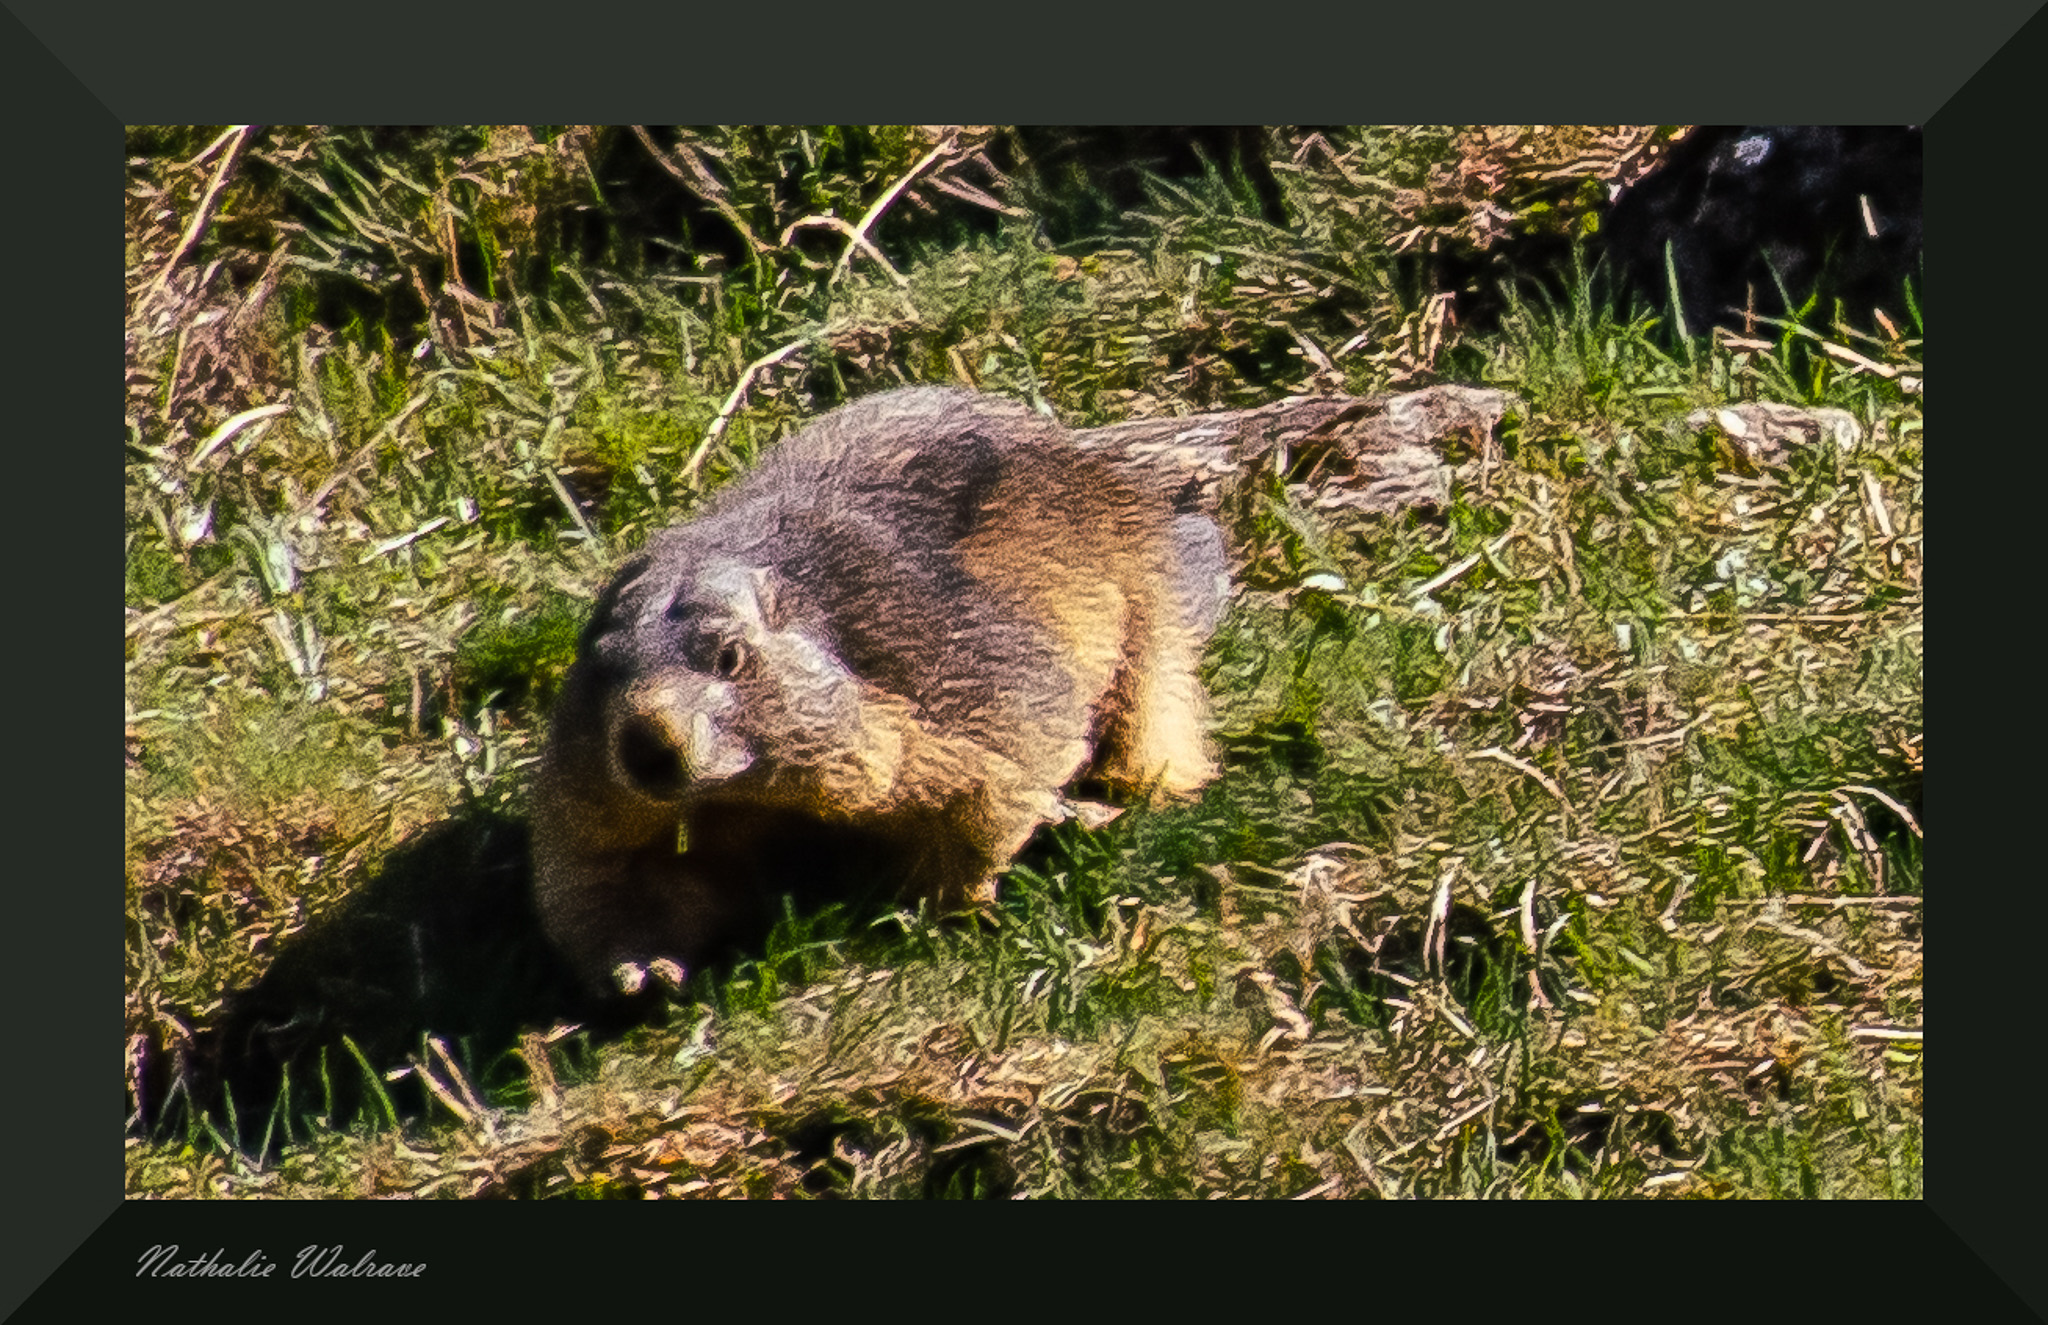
<box><xmin>579</xmin><ymin>554</ymin><xmax>653</xmax><ymax>652</ymax></box>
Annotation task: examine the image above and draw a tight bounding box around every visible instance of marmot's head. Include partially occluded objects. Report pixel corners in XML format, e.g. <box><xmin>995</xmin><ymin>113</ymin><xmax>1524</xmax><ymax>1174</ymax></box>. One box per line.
<box><xmin>572</xmin><ymin>538</ymin><xmax>870</xmax><ymax>812</ymax></box>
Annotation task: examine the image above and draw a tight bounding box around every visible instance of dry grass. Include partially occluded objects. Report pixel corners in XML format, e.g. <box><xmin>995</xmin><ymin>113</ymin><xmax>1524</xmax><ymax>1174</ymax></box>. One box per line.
<box><xmin>124</xmin><ymin>125</ymin><xmax>1920</xmax><ymax>1199</ymax></box>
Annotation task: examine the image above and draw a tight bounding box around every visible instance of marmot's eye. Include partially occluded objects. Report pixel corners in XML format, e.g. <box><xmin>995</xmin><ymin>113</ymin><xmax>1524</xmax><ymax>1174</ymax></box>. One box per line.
<box><xmin>683</xmin><ymin>630</ymin><xmax>746</xmax><ymax>677</ymax></box>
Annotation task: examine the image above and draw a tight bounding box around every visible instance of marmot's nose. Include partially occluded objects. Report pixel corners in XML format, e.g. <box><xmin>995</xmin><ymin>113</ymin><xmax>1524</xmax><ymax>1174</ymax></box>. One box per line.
<box><xmin>615</xmin><ymin>714</ymin><xmax>686</xmax><ymax>798</ymax></box>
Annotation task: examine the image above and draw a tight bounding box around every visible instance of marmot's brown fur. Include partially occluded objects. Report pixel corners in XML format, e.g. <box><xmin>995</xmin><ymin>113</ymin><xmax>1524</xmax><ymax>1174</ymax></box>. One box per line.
<box><xmin>532</xmin><ymin>387</ymin><xmax>1220</xmax><ymax>993</ymax></box>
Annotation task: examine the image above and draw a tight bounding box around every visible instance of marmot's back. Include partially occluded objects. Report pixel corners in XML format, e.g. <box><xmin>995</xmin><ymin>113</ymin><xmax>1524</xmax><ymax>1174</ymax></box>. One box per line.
<box><xmin>532</xmin><ymin>387</ymin><xmax>1218</xmax><ymax>993</ymax></box>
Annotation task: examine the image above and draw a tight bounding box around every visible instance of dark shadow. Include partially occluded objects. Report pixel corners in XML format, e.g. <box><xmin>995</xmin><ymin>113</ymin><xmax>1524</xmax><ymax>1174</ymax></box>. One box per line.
<box><xmin>1311</xmin><ymin>899</ymin><xmax>1567</xmax><ymax>1029</ymax></box>
<box><xmin>1000</xmin><ymin>126</ymin><xmax>1292</xmax><ymax>244</ymax></box>
<box><xmin>133</xmin><ymin>809</ymin><xmax>618</xmax><ymax>1150</ymax></box>
<box><xmin>1602</xmin><ymin>125</ymin><xmax>1922</xmax><ymax>336</ymax></box>
<box><xmin>1496</xmin><ymin>1099</ymin><xmax>1689</xmax><ymax>1175</ymax></box>
<box><xmin>131</xmin><ymin>804</ymin><xmax>1078</xmax><ymax>1153</ymax></box>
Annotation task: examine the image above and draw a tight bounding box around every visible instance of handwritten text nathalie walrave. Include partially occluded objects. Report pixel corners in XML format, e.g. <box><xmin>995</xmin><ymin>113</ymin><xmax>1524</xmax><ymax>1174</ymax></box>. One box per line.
<box><xmin>138</xmin><ymin>1245</ymin><xmax>425</xmax><ymax>1279</ymax></box>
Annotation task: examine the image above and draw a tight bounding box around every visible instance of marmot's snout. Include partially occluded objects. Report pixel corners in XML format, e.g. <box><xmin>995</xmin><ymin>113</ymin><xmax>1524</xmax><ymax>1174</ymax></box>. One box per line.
<box><xmin>615</xmin><ymin>712</ymin><xmax>687</xmax><ymax>798</ymax></box>
<box><xmin>608</xmin><ymin>681</ymin><xmax>756</xmax><ymax>802</ymax></box>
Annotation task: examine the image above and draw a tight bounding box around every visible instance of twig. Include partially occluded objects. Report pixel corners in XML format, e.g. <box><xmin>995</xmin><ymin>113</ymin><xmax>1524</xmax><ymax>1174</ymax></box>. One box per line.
<box><xmin>1411</xmin><ymin>532</ymin><xmax>1512</xmax><ymax>600</ymax></box>
<box><xmin>1821</xmin><ymin>340</ymin><xmax>1899</xmax><ymax>379</ymax></box>
<box><xmin>405</xmin><ymin>1053</ymin><xmax>476</xmax><ymax>1127</ymax></box>
<box><xmin>831</xmin><ymin>134</ymin><xmax>957</xmax><ymax>284</ymax></box>
<box><xmin>1286</xmin><ymin>324</ymin><xmax>1337</xmax><ymax>376</ymax></box>
<box><xmin>680</xmin><ymin>337</ymin><xmax>812</xmax><ymax>484</ymax></box>
<box><xmin>1411</xmin><ymin>552</ymin><xmax>1482</xmax><ymax>600</ymax></box>
<box><xmin>1720</xmin><ymin>895</ymin><xmax>1919</xmax><ymax>909</ymax></box>
<box><xmin>191</xmin><ymin>402</ymin><xmax>292</xmax><ymax>467</ymax></box>
<box><xmin>1736</xmin><ymin>312</ymin><xmax>1912</xmax><ymax>379</ymax></box>
<box><xmin>629</xmin><ymin>126</ymin><xmax>769</xmax><ymax>256</ymax></box>
<box><xmin>429</xmin><ymin>1037</ymin><xmax>495</xmax><ymax>1134</ymax></box>
<box><xmin>1677</xmin><ymin>608</ymin><xmax>1922</xmax><ymax>624</ymax></box>
<box><xmin>780</xmin><ymin>215</ymin><xmax>909</xmax><ymax>287</ymax></box>
<box><xmin>1518</xmin><ymin>875</ymin><xmax>1553</xmax><ymax>1009</ymax></box>
<box><xmin>125</xmin><ymin>571</ymin><xmax>236</xmax><ymax>640</ymax></box>
<box><xmin>546</xmin><ymin>467</ymin><xmax>599</xmax><ymax>546</ymax></box>
<box><xmin>175</xmin><ymin>124</ymin><xmax>248</xmax><ymax>172</ymax></box>
<box><xmin>300</xmin><ymin>388</ymin><xmax>435</xmax><ymax>517</ymax></box>
<box><xmin>147</xmin><ymin>126</ymin><xmax>254</xmax><ymax>300</ymax></box>
<box><xmin>1711</xmin><ymin>327</ymin><xmax>1774</xmax><ymax>353</ymax></box>
<box><xmin>1848</xmin><ymin>1026</ymin><xmax>1922</xmax><ymax>1043</ymax></box>
<box><xmin>1860</xmin><ymin>471</ymin><xmax>1896</xmax><ymax>541</ymax></box>
<box><xmin>359</xmin><ymin>516</ymin><xmax>453</xmax><ymax>563</ymax></box>
<box><xmin>159</xmin><ymin>327</ymin><xmax>188</xmax><ymax>430</ymax></box>
<box><xmin>1837</xmin><ymin>785</ymin><xmax>1921</xmax><ymax>839</ymax></box>
<box><xmin>1423</xmin><ymin>864</ymin><xmax>1456</xmax><ymax>982</ymax></box>
<box><xmin>1471</xmin><ymin>746</ymin><xmax>1568</xmax><ymax>805</ymax></box>
<box><xmin>1749</xmin><ymin>910</ymin><xmax>1875</xmax><ymax>980</ymax></box>
<box><xmin>520</xmin><ymin>1031</ymin><xmax>562</xmax><ymax>1112</ymax></box>
<box><xmin>927</xmin><ymin>172</ymin><xmax>1029</xmax><ymax>217</ymax></box>
<box><xmin>1341</xmin><ymin>1120</ymin><xmax>1395</xmax><ymax>1199</ymax></box>
<box><xmin>1588</xmin><ymin>710</ymin><xmax>1714</xmax><ymax>753</ymax></box>
<box><xmin>1518</xmin><ymin>876</ymin><xmax>1541</xmax><ymax>954</ymax></box>
<box><xmin>1433</xmin><ymin>1095</ymin><xmax>1498</xmax><ymax>1141</ymax></box>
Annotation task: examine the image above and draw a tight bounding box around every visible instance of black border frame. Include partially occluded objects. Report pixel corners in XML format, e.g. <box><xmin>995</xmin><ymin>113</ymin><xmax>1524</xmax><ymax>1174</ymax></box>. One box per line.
<box><xmin>17</xmin><ymin>0</ymin><xmax>2033</xmax><ymax>1316</ymax></box>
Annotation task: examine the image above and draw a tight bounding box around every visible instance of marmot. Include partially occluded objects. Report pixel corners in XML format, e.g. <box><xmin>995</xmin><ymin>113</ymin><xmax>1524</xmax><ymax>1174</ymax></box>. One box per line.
<box><xmin>532</xmin><ymin>387</ymin><xmax>1221</xmax><ymax>993</ymax></box>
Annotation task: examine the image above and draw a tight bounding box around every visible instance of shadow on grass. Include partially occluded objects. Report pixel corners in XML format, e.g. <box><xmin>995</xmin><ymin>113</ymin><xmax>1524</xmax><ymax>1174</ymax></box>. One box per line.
<box><xmin>132</xmin><ymin>809</ymin><xmax>630</xmax><ymax>1151</ymax></box>
<box><xmin>131</xmin><ymin>804</ymin><xmax>999</xmax><ymax>1155</ymax></box>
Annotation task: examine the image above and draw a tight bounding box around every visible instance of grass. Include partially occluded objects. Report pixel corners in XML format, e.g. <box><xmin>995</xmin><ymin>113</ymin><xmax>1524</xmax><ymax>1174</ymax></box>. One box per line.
<box><xmin>124</xmin><ymin>125</ymin><xmax>1921</xmax><ymax>1199</ymax></box>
